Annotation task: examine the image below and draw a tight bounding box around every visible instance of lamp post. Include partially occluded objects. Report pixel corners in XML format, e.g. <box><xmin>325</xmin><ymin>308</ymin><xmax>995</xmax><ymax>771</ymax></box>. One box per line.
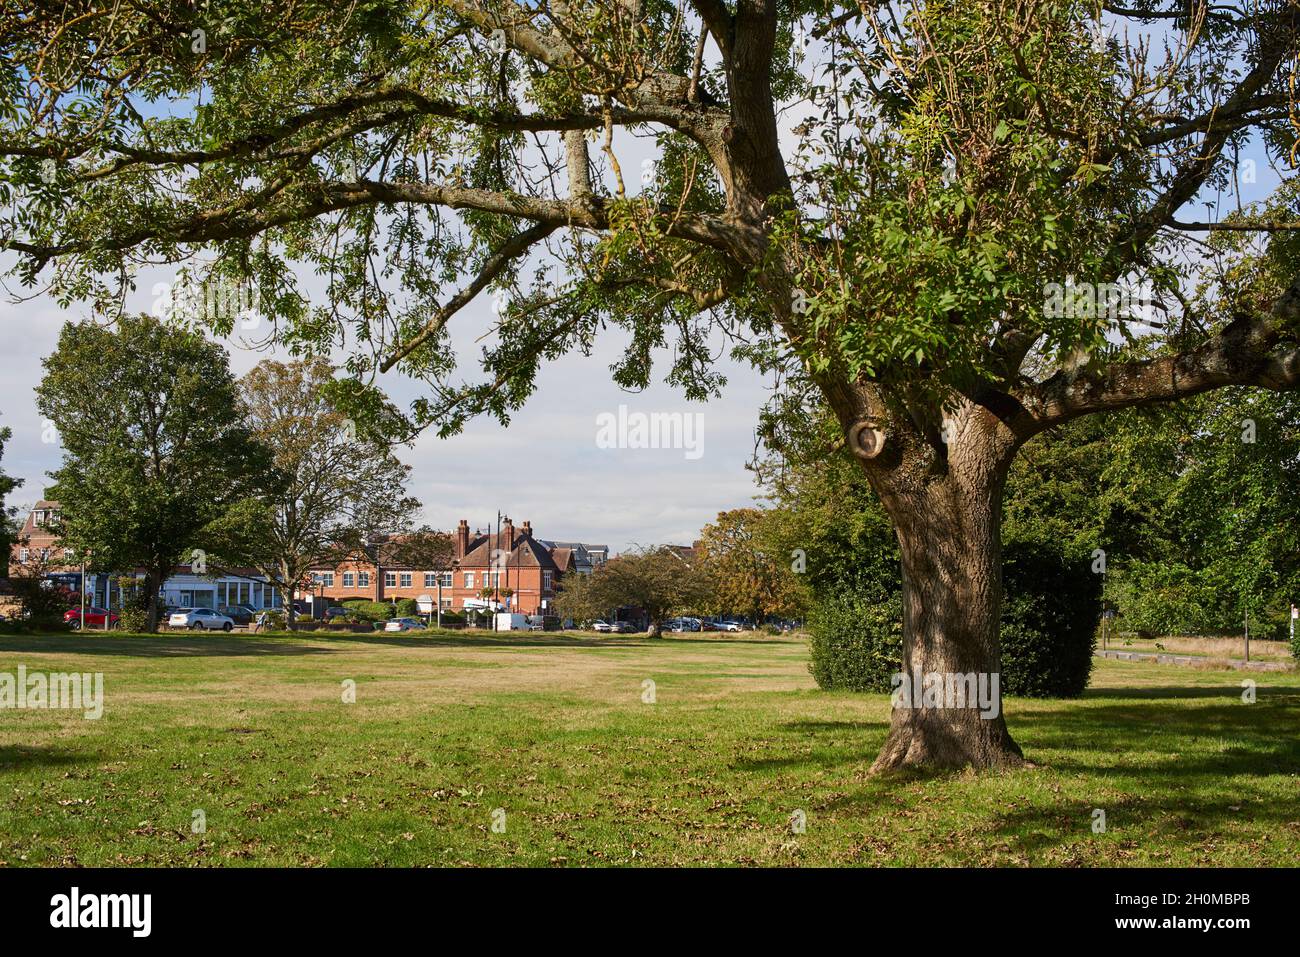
<box><xmin>79</xmin><ymin>550</ymin><xmax>91</xmax><ymax>630</ymax></box>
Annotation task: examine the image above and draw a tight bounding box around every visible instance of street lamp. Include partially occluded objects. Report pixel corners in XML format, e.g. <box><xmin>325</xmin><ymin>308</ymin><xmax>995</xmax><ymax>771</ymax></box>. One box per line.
<box><xmin>79</xmin><ymin>550</ymin><xmax>92</xmax><ymax>630</ymax></box>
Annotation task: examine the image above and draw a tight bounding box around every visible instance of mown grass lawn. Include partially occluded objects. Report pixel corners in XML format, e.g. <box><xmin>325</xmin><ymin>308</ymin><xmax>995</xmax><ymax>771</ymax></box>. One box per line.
<box><xmin>1</xmin><ymin>630</ymin><xmax>1297</xmax><ymax>867</ymax></box>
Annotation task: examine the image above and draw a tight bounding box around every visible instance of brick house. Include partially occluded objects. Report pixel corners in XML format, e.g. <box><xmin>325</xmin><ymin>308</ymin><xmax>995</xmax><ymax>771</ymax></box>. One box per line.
<box><xmin>305</xmin><ymin>517</ymin><xmax>599</xmax><ymax>616</ymax></box>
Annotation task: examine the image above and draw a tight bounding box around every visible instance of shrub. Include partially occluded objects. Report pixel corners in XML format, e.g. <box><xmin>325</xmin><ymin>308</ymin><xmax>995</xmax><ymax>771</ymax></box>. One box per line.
<box><xmin>999</xmin><ymin>539</ymin><xmax>1100</xmax><ymax>698</ymax></box>
<box><xmin>808</xmin><ymin>538</ymin><xmax>1101</xmax><ymax>698</ymax></box>
<box><xmin>342</xmin><ymin>600</ymin><xmax>392</xmax><ymax>622</ymax></box>
<box><xmin>117</xmin><ymin>603</ymin><xmax>150</xmax><ymax>633</ymax></box>
<box><xmin>8</xmin><ymin>577</ymin><xmax>72</xmax><ymax>631</ymax></box>
<box><xmin>394</xmin><ymin>598</ymin><xmax>420</xmax><ymax>617</ymax></box>
<box><xmin>807</xmin><ymin>589</ymin><xmax>903</xmax><ymax>693</ymax></box>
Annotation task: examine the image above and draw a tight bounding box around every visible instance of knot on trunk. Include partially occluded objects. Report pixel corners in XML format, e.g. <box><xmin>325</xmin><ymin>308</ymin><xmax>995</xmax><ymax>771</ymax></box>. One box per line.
<box><xmin>848</xmin><ymin>421</ymin><xmax>886</xmax><ymax>459</ymax></box>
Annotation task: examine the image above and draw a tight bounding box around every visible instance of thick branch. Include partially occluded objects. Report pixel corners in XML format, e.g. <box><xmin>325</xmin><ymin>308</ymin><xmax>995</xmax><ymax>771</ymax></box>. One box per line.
<box><xmin>1022</xmin><ymin>277</ymin><xmax>1300</xmax><ymax>429</ymax></box>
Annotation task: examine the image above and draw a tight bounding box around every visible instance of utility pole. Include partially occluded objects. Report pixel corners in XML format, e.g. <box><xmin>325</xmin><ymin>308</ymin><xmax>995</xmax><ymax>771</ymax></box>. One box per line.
<box><xmin>80</xmin><ymin>550</ymin><xmax>90</xmax><ymax>630</ymax></box>
<box><xmin>1244</xmin><ymin>605</ymin><xmax>1250</xmax><ymax>663</ymax></box>
<box><xmin>494</xmin><ymin>511</ymin><xmax>501</xmax><ymax>631</ymax></box>
<box><xmin>436</xmin><ymin>574</ymin><xmax>443</xmax><ymax>629</ymax></box>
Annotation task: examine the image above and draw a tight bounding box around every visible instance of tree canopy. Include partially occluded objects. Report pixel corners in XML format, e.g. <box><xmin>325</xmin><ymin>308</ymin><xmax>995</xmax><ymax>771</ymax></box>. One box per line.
<box><xmin>226</xmin><ymin>356</ymin><xmax>422</xmax><ymax>621</ymax></box>
<box><xmin>35</xmin><ymin>313</ymin><xmax>269</xmax><ymax>629</ymax></box>
<box><xmin>6</xmin><ymin>2</ymin><xmax>1298</xmax><ymax>441</ymax></box>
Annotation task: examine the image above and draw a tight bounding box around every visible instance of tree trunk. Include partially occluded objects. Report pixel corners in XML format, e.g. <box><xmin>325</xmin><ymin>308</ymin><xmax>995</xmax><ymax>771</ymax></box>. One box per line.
<box><xmin>144</xmin><ymin>568</ymin><xmax>162</xmax><ymax>633</ymax></box>
<box><xmin>280</xmin><ymin>561</ymin><xmax>296</xmax><ymax>629</ymax></box>
<box><xmin>868</xmin><ymin>452</ymin><xmax>1024</xmax><ymax>773</ymax></box>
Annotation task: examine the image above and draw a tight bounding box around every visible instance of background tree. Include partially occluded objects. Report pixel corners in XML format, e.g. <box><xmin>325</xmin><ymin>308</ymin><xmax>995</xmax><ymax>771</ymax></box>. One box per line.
<box><xmin>223</xmin><ymin>358</ymin><xmax>422</xmax><ymax>625</ymax></box>
<box><xmin>35</xmin><ymin>315</ymin><xmax>269</xmax><ymax>631</ymax></box>
<box><xmin>0</xmin><ymin>424</ymin><xmax>20</xmax><ymax>563</ymax></box>
<box><xmin>588</xmin><ymin>546</ymin><xmax>709</xmax><ymax>636</ymax></box>
<box><xmin>7</xmin><ymin>2</ymin><xmax>1300</xmax><ymax>769</ymax></box>
<box><xmin>552</xmin><ymin>570</ymin><xmax>605</xmax><ymax>628</ymax></box>
<box><xmin>696</xmin><ymin>507</ymin><xmax>801</xmax><ymax>624</ymax></box>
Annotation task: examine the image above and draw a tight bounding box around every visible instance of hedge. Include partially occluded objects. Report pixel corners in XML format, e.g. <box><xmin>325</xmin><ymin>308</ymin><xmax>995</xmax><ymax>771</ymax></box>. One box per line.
<box><xmin>808</xmin><ymin>537</ymin><xmax>1100</xmax><ymax>698</ymax></box>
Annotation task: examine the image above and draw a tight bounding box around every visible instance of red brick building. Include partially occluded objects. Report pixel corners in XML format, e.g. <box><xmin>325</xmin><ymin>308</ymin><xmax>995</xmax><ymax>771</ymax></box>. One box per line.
<box><xmin>305</xmin><ymin>517</ymin><xmax>600</xmax><ymax>616</ymax></box>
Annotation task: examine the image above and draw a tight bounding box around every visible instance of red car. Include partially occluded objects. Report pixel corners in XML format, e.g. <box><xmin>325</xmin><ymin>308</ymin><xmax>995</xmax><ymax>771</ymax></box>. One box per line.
<box><xmin>64</xmin><ymin>607</ymin><xmax>120</xmax><ymax>630</ymax></box>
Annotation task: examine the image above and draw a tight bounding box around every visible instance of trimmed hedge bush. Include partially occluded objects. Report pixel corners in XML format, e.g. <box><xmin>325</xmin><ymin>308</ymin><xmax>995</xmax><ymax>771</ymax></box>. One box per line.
<box><xmin>999</xmin><ymin>540</ymin><xmax>1099</xmax><ymax>697</ymax></box>
<box><xmin>808</xmin><ymin>538</ymin><xmax>1100</xmax><ymax>698</ymax></box>
<box><xmin>807</xmin><ymin>589</ymin><xmax>902</xmax><ymax>692</ymax></box>
<box><xmin>342</xmin><ymin>600</ymin><xmax>393</xmax><ymax>622</ymax></box>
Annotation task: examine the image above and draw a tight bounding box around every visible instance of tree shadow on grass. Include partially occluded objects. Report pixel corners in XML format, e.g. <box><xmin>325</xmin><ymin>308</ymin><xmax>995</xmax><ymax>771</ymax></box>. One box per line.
<box><xmin>980</xmin><ymin>791</ymin><xmax>1300</xmax><ymax>861</ymax></box>
<box><xmin>0</xmin><ymin>745</ymin><xmax>95</xmax><ymax>772</ymax></box>
<box><xmin>1013</xmin><ymin>700</ymin><xmax>1300</xmax><ymax>778</ymax></box>
<box><xmin>730</xmin><ymin>718</ymin><xmax>888</xmax><ymax>772</ymax></box>
<box><xmin>0</xmin><ymin>635</ymin><xmax>336</xmax><ymax>658</ymax></box>
<box><xmin>1082</xmin><ymin>684</ymin><xmax>1299</xmax><ymax>701</ymax></box>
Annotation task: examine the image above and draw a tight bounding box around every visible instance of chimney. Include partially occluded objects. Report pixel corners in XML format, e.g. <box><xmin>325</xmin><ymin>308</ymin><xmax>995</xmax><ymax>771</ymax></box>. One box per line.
<box><xmin>455</xmin><ymin>519</ymin><xmax>470</xmax><ymax>559</ymax></box>
<box><xmin>502</xmin><ymin>516</ymin><xmax>515</xmax><ymax>550</ymax></box>
<box><xmin>521</xmin><ymin>520</ymin><xmax>532</xmax><ymax>538</ymax></box>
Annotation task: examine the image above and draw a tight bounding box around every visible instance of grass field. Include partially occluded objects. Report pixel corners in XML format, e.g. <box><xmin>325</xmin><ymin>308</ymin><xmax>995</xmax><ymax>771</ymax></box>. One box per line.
<box><xmin>1</xmin><ymin>630</ymin><xmax>1298</xmax><ymax>867</ymax></box>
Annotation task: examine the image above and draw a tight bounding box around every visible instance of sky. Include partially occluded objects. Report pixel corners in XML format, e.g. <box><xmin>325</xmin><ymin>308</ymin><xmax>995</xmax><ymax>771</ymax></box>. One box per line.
<box><xmin>0</xmin><ymin>259</ymin><xmax>774</xmax><ymax>554</ymax></box>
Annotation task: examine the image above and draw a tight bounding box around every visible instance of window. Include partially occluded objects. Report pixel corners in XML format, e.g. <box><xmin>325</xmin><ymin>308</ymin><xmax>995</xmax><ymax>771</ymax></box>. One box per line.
<box><xmin>424</xmin><ymin>573</ymin><xmax>437</xmax><ymax>588</ymax></box>
<box><xmin>543</xmin><ymin>570</ymin><xmax>553</xmax><ymax>591</ymax></box>
<box><xmin>343</xmin><ymin>572</ymin><xmax>355</xmax><ymax>587</ymax></box>
<box><xmin>463</xmin><ymin>572</ymin><xmax>474</xmax><ymax>589</ymax></box>
<box><xmin>385</xmin><ymin>572</ymin><xmax>397</xmax><ymax>587</ymax></box>
<box><xmin>440</xmin><ymin>572</ymin><xmax>453</xmax><ymax>587</ymax></box>
<box><xmin>18</xmin><ymin>548</ymin><xmax>28</xmax><ymax>562</ymax></box>
<box><xmin>320</xmin><ymin>572</ymin><xmax>334</xmax><ymax>587</ymax></box>
<box><xmin>399</xmin><ymin>573</ymin><xmax>412</xmax><ymax>588</ymax></box>
<box><xmin>359</xmin><ymin>572</ymin><xmax>370</xmax><ymax>587</ymax></box>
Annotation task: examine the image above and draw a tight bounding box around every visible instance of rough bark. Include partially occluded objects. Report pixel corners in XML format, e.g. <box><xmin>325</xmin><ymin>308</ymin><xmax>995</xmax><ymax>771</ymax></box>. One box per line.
<box><xmin>863</xmin><ymin>414</ymin><xmax>1026</xmax><ymax>773</ymax></box>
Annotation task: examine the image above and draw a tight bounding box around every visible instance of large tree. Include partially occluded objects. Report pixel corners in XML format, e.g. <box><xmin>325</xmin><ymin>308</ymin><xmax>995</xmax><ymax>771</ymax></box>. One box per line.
<box><xmin>589</xmin><ymin>546</ymin><xmax>710</xmax><ymax>635</ymax></box>
<box><xmin>227</xmin><ymin>357</ymin><xmax>422</xmax><ymax>625</ymax></box>
<box><xmin>0</xmin><ymin>424</ymin><xmax>21</xmax><ymax>564</ymax></box>
<box><xmin>696</xmin><ymin>507</ymin><xmax>802</xmax><ymax>624</ymax></box>
<box><xmin>5</xmin><ymin>1</ymin><xmax>1300</xmax><ymax>768</ymax></box>
<box><xmin>35</xmin><ymin>315</ymin><xmax>269</xmax><ymax>630</ymax></box>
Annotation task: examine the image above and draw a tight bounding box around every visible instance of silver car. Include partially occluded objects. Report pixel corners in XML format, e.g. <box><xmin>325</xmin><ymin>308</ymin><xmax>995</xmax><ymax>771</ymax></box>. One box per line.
<box><xmin>169</xmin><ymin>607</ymin><xmax>235</xmax><ymax>632</ymax></box>
<box><xmin>384</xmin><ymin>617</ymin><xmax>424</xmax><ymax>632</ymax></box>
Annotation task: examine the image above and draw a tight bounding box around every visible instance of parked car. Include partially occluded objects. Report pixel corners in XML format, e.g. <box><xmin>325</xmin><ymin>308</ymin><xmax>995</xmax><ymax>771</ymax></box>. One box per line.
<box><xmin>718</xmin><ymin>620</ymin><xmax>744</xmax><ymax>632</ymax></box>
<box><xmin>383</xmin><ymin>617</ymin><xmax>424</xmax><ymax>632</ymax></box>
<box><xmin>64</xmin><ymin>606</ymin><xmax>120</xmax><ymax>630</ymax></box>
<box><xmin>219</xmin><ymin>604</ymin><xmax>258</xmax><ymax>626</ymax></box>
<box><xmin>611</xmin><ymin>620</ymin><xmax>637</xmax><ymax>633</ymax></box>
<box><xmin>324</xmin><ymin>606</ymin><xmax>350</xmax><ymax>621</ymax></box>
<box><xmin>168</xmin><ymin>608</ymin><xmax>235</xmax><ymax>631</ymax></box>
<box><xmin>592</xmin><ymin>620</ymin><xmax>613</xmax><ymax>633</ymax></box>
<box><xmin>667</xmin><ymin>618</ymin><xmax>700</xmax><ymax>633</ymax></box>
